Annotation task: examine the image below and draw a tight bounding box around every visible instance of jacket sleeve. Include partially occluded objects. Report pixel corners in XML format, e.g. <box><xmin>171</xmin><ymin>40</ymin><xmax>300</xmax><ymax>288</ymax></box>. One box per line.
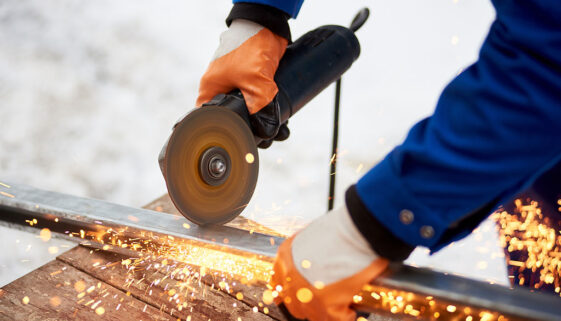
<box><xmin>232</xmin><ymin>0</ymin><xmax>304</xmax><ymax>18</ymax></box>
<box><xmin>351</xmin><ymin>0</ymin><xmax>561</xmax><ymax>253</ymax></box>
<box><xmin>227</xmin><ymin>3</ymin><xmax>293</xmax><ymax>41</ymax></box>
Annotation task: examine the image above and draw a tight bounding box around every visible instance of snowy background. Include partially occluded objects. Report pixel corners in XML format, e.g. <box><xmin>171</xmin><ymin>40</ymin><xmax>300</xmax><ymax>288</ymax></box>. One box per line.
<box><xmin>0</xmin><ymin>0</ymin><xmax>507</xmax><ymax>287</ymax></box>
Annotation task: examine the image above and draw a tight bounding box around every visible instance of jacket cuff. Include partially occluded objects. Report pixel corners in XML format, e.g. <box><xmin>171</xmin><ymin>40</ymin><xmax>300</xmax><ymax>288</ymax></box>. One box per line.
<box><xmin>346</xmin><ymin>185</ymin><xmax>415</xmax><ymax>262</ymax></box>
<box><xmin>227</xmin><ymin>3</ymin><xmax>292</xmax><ymax>42</ymax></box>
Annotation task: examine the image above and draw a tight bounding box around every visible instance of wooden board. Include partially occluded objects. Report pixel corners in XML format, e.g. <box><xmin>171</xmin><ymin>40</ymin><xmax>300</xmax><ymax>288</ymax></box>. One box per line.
<box><xmin>0</xmin><ymin>259</ymin><xmax>174</xmax><ymax>321</ymax></box>
<box><xmin>57</xmin><ymin>246</ymin><xmax>278</xmax><ymax>321</ymax></box>
<box><xmin>0</xmin><ymin>194</ymin><xmax>398</xmax><ymax>321</ymax></box>
<box><xmin>0</xmin><ymin>195</ymin><xmax>281</xmax><ymax>321</ymax></box>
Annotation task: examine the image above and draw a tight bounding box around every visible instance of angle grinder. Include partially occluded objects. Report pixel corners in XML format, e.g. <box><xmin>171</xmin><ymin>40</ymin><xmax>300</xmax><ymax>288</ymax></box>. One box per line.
<box><xmin>159</xmin><ymin>9</ymin><xmax>369</xmax><ymax>226</ymax></box>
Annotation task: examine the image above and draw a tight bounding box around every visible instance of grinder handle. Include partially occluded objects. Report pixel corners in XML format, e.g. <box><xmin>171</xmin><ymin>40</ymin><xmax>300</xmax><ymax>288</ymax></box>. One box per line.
<box><xmin>274</xmin><ymin>25</ymin><xmax>360</xmax><ymax>123</ymax></box>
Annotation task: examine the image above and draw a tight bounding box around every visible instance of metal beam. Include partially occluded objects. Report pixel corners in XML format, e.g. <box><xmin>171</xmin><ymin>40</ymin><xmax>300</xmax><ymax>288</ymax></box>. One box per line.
<box><xmin>0</xmin><ymin>181</ymin><xmax>282</xmax><ymax>258</ymax></box>
<box><xmin>1</xmin><ymin>181</ymin><xmax>560</xmax><ymax>320</ymax></box>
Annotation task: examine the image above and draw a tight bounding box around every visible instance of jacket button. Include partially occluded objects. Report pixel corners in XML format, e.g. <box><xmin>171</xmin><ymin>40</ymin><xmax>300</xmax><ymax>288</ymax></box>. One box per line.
<box><xmin>399</xmin><ymin>209</ymin><xmax>414</xmax><ymax>225</ymax></box>
<box><xmin>420</xmin><ymin>225</ymin><xmax>435</xmax><ymax>239</ymax></box>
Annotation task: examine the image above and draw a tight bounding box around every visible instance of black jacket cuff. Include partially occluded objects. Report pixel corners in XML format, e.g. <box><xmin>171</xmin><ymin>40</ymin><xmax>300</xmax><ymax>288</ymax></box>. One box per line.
<box><xmin>226</xmin><ymin>3</ymin><xmax>292</xmax><ymax>42</ymax></box>
<box><xmin>346</xmin><ymin>185</ymin><xmax>415</xmax><ymax>261</ymax></box>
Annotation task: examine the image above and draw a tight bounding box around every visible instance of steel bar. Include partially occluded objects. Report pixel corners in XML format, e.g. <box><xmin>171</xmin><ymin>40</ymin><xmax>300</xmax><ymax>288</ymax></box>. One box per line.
<box><xmin>0</xmin><ymin>181</ymin><xmax>282</xmax><ymax>258</ymax></box>
<box><xmin>1</xmin><ymin>181</ymin><xmax>560</xmax><ymax>320</ymax></box>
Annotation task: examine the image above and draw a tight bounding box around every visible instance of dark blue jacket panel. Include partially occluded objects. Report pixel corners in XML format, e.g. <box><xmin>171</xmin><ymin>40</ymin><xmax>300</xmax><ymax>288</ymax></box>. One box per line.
<box><xmin>356</xmin><ymin>0</ymin><xmax>561</xmax><ymax>251</ymax></box>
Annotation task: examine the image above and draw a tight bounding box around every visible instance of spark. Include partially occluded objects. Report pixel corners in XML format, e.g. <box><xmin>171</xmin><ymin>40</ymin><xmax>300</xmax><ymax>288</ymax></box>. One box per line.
<box><xmin>50</xmin><ymin>270</ymin><xmax>62</xmax><ymax>276</ymax></box>
<box><xmin>50</xmin><ymin>296</ymin><xmax>61</xmax><ymax>307</ymax></box>
<box><xmin>329</xmin><ymin>153</ymin><xmax>337</xmax><ymax>165</ymax></box>
<box><xmin>296</xmin><ymin>288</ymin><xmax>313</xmax><ymax>303</ymax></box>
<box><xmin>451</xmin><ymin>35</ymin><xmax>460</xmax><ymax>45</ymax></box>
<box><xmin>40</xmin><ymin>228</ymin><xmax>52</xmax><ymax>242</ymax></box>
<box><xmin>245</xmin><ymin>153</ymin><xmax>255</xmax><ymax>164</ymax></box>
<box><xmin>262</xmin><ymin>290</ymin><xmax>274</xmax><ymax>305</ymax></box>
<box><xmin>0</xmin><ymin>191</ymin><xmax>15</xmax><ymax>198</ymax></box>
<box><xmin>74</xmin><ymin>281</ymin><xmax>86</xmax><ymax>292</ymax></box>
<box><xmin>22</xmin><ymin>296</ymin><xmax>30</xmax><ymax>304</ymax></box>
<box><xmin>356</xmin><ymin>163</ymin><xmax>364</xmax><ymax>173</ymax></box>
<box><xmin>491</xmin><ymin>199</ymin><xmax>561</xmax><ymax>297</ymax></box>
<box><xmin>95</xmin><ymin>307</ymin><xmax>105</xmax><ymax>315</ymax></box>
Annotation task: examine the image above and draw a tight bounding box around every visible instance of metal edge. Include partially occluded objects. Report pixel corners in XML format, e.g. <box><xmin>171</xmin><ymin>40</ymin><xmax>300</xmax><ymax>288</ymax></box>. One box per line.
<box><xmin>0</xmin><ymin>181</ymin><xmax>282</xmax><ymax>258</ymax></box>
<box><xmin>375</xmin><ymin>263</ymin><xmax>561</xmax><ymax>321</ymax></box>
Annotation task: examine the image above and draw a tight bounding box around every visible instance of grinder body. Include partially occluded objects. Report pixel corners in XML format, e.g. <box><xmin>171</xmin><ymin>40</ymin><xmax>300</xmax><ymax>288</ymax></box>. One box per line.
<box><xmin>161</xmin><ymin>25</ymin><xmax>361</xmax><ymax>225</ymax></box>
<box><xmin>221</xmin><ymin>25</ymin><xmax>361</xmax><ymax>141</ymax></box>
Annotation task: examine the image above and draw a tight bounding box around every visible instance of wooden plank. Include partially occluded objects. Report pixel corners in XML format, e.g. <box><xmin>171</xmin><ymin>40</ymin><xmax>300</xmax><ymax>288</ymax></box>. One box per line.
<box><xmin>143</xmin><ymin>195</ymin><xmax>400</xmax><ymax>321</ymax></box>
<box><xmin>57</xmin><ymin>246</ymin><xmax>276</xmax><ymax>321</ymax></box>
<box><xmin>0</xmin><ymin>259</ymin><xmax>174</xmax><ymax>321</ymax></box>
<box><xmin>0</xmin><ymin>192</ymin><xmax>397</xmax><ymax>321</ymax></box>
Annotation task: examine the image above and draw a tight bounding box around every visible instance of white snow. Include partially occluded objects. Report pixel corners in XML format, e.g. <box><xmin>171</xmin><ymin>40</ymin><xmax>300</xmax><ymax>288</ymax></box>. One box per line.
<box><xmin>0</xmin><ymin>0</ymin><xmax>507</xmax><ymax>287</ymax></box>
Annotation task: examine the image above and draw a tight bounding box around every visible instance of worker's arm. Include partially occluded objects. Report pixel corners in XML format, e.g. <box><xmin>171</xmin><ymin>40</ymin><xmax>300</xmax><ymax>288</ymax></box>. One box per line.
<box><xmin>353</xmin><ymin>0</ymin><xmax>561</xmax><ymax>253</ymax></box>
<box><xmin>272</xmin><ymin>1</ymin><xmax>561</xmax><ymax>320</ymax></box>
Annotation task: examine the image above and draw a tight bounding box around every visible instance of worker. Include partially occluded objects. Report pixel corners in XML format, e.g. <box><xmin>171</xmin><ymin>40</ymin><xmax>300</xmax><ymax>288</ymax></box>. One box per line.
<box><xmin>197</xmin><ymin>1</ymin><xmax>561</xmax><ymax>320</ymax></box>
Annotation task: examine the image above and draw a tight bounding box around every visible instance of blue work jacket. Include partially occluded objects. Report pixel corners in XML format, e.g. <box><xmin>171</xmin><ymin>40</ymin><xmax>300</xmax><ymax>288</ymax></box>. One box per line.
<box><xmin>237</xmin><ymin>0</ymin><xmax>561</xmax><ymax>251</ymax></box>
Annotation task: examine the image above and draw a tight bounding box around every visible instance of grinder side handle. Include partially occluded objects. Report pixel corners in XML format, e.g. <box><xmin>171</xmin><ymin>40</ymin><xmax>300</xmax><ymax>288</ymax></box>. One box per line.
<box><xmin>274</xmin><ymin>25</ymin><xmax>360</xmax><ymax>123</ymax></box>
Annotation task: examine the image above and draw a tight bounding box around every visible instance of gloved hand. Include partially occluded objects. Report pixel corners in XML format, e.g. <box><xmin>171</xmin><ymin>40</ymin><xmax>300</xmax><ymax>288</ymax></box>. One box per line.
<box><xmin>271</xmin><ymin>206</ymin><xmax>389</xmax><ymax>321</ymax></box>
<box><xmin>257</xmin><ymin>121</ymin><xmax>290</xmax><ymax>149</ymax></box>
<box><xmin>197</xmin><ymin>18</ymin><xmax>290</xmax><ymax>143</ymax></box>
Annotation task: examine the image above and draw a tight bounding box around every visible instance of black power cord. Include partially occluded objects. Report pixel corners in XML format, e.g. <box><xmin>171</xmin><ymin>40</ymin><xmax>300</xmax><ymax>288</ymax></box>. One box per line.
<box><xmin>328</xmin><ymin>8</ymin><xmax>370</xmax><ymax>211</ymax></box>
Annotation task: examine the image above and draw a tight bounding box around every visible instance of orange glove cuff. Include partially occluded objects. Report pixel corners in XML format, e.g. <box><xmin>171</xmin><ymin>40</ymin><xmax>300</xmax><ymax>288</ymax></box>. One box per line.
<box><xmin>271</xmin><ymin>237</ymin><xmax>389</xmax><ymax>321</ymax></box>
<box><xmin>196</xmin><ymin>27</ymin><xmax>288</xmax><ymax>114</ymax></box>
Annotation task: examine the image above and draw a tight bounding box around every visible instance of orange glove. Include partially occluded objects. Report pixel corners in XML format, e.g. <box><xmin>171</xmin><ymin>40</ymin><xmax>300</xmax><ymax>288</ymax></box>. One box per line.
<box><xmin>271</xmin><ymin>206</ymin><xmax>389</xmax><ymax>321</ymax></box>
<box><xmin>196</xmin><ymin>19</ymin><xmax>288</xmax><ymax>115</ymax></box>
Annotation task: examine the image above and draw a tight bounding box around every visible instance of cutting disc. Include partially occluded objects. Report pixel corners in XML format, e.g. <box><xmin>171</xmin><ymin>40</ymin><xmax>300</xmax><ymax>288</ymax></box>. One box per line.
<box><xmin>163</xmin><ymin>106</ymin><xmax>259</xmax><ymax>225</ymax></box>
